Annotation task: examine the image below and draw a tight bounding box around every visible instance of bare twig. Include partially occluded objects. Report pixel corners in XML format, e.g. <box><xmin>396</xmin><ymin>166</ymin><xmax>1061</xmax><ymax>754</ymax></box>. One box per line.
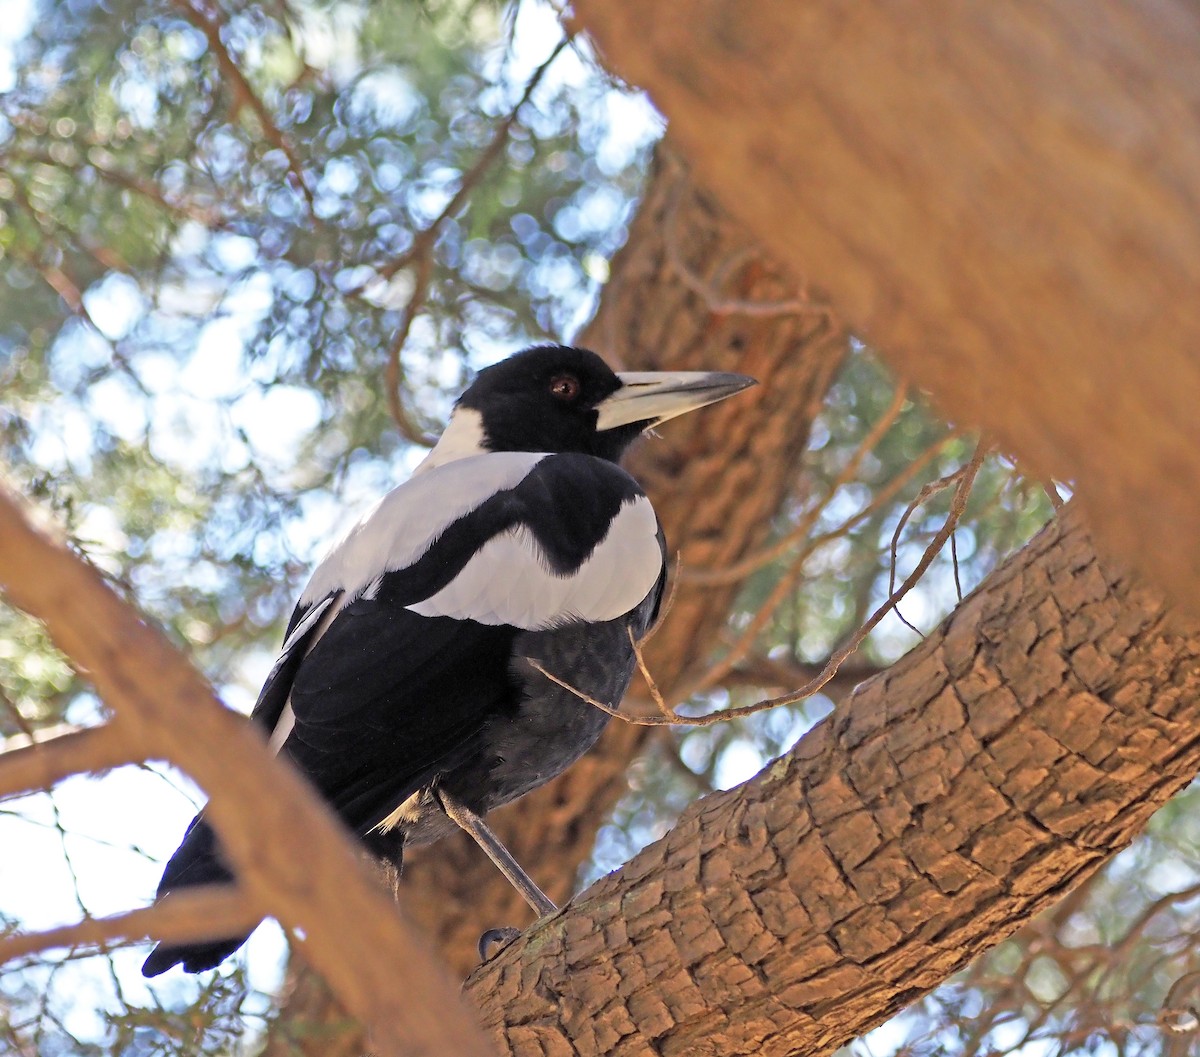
<box><xmin>684</xmin><ymin>398</ymin><xmax>955</xmax><ymax>588</ymax></box>
<box><xmin>530</xmin><ymin>442</ymin><xmax>988</xmax><ymax>727</ymax></box>
<box><xmin>355</xmin><ymin>35</ymin><xmax>574</xmax><ymax>296</ymax></box>
<box><xmin>718</xmin><ymin>655</ymin><xmax>882</xmax><ymax>699</ymax></box>
<box><xmin>383</xmin><ymin>252</ymin><xmax>438</xmax><ymax>446</ymax></box>
<box><xmin>887</xmin><ymin>458</ymin><xmax>981</xmax><ymax>601</ymax></box>
<box><xmin>629</xmin><ymin>626</ymin><xmax>672</xmax><ymax>720</ymax></box>
<box><xmin>364</xmin><ymin>34</ymin><xmax>573</xmax><ymax>437</ymax></box>
<box><xmin>525</xmin><ymin>658</ymin><xmax>627</xmax><ymax>719</ymax></box>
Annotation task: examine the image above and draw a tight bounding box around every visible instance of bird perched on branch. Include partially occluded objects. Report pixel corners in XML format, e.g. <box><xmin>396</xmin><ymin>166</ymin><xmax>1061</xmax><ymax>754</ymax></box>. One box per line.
<box><xmin>141</xmin><ymin>343</ymin><xmax>755</xmax><ymax>976</ymax></box>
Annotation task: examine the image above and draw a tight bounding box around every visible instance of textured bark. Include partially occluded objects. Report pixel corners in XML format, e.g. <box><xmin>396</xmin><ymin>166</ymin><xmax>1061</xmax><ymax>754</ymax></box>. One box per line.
<box><xmin>263</xmin><ymin>148</ymin><xmax>848</xmax><ymax>1051</ymax></box>
<box><xmin>573</xmin><ymin>0</ymin><xmax>1200</xmax><ymax>611</ymax></box>
<box><xmin>465</xmin><ymin>503</ymin><xmax>1200</xmax><ymax>1056</ymax></box>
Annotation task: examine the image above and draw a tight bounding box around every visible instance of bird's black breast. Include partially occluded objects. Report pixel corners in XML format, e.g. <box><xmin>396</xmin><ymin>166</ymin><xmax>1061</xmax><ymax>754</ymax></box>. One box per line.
<box><xmin>395</xmin><ymin>586</ymin><xmax>660</xmax><ymax>847</ymax></box>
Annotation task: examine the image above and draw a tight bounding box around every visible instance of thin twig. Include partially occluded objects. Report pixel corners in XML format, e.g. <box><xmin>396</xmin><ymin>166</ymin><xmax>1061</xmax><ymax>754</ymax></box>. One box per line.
<box><xmin>628</xmin><ymin>626</ymin><xmax>672</xmax><ymax>720</ymax></box>
<box><xmin>383</xmin><ymin>252</ymin><xmax>438</xmax><ymax>446</ymax></box>
<box><xmin>530</xmin><ymin>442</ymin><xmax>988</xmax><ymax>727</ymax></box>
<box><xmin>354</xmin><ymin>34</ymin><xmax>574</xmax><ymax>297</ymax></box>
<box><xmin>525</xmin><ymin>659</ymin><xmax>629</xmax><ymax>720</ymax></box>
<box><xmin>368</xmin><ymin>34</ymin><xmax>573</xmax><ymax>438</ymax></box>
<box><xmin>887</xmin><ymin>460</ymin><xmax>977</xmax><ymax>600</ymax></box>
<box><xmin>684</xmin><ymin>395</ymin><xmax>953</xmax><ymax>588</ymax></box>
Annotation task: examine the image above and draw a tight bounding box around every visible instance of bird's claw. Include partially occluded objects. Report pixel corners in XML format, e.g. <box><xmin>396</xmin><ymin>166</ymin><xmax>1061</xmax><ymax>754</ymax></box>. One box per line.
<box><xmin>478</xmin><ymin>926</ymin><xmax>523</xmax><ymax>962</ymax></box>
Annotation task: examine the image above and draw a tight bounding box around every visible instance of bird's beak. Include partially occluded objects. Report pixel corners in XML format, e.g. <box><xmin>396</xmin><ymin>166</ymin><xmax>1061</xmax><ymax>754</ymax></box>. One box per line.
<box><xmin>595</xmin><ymin>371</ymin><xmax>758</xmax><ymax>432</ymax></box>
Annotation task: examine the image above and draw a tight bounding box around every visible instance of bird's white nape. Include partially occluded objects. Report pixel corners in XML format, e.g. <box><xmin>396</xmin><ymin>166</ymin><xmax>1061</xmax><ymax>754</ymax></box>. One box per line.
<box><xmin>413</xmin><ymin>408</ymin><xmax>488</xmax><ymax>475</ymax></box>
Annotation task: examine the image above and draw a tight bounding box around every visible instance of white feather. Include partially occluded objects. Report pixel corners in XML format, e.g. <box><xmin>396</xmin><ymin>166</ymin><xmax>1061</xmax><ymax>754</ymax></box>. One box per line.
<box><xmin>267</xmin><ymin>704</ymin><xmax>296</xmax><ymax>754</ymax></box>
<box><xmin>411</xmin><ymin>408</ymin><xmax>487</xmax><ymax>475</ymax></box>
<box><xmin>407</xmin><ymin>495</ymin><xmax>661</xmax><ymax>628</ymax></box>
<box><xmin>299</xmin><ymin>452</ymin><xmax>547</xmax><ymax>607</ymax></box>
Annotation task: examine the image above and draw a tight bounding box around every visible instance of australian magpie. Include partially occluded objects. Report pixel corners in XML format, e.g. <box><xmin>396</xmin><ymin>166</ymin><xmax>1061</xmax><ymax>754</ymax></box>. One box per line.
<box><xmin>141</xmin><ymin>344</ymin><xmax>755</xmax><ymax>976</ymax></box>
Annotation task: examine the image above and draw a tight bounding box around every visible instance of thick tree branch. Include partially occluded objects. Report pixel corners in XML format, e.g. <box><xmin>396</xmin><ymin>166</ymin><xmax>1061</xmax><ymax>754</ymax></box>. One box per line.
<box><xmin>0</xmin><ymin>483</ymin><xmax>493</xmax><ymax>1057</ymax></box>
<box><xmin>464</xmin><ymin>504</ymin><xmax>1200</xmax><ymax>1055</ymax></box>
<box><xmin>573</xmin><ymin>0</ymin><xmax>1200</xmax><ymax>611</ymax></box>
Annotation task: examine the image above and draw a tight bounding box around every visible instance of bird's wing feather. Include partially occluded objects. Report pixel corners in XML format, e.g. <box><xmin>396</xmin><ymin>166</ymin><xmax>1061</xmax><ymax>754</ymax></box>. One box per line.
<box><xmin>246</xmin><ymin>591</ymin><xmax>339</xmax><ymax>737</ymax></box>
<box><xmin>297</xmin><ymin>451</ymin><xmax>547</xmax><ymax>607</ymax></box>
<box><xmin>284</xmin><ymin>606</ymin><xmax>517</xmax><ymax>828</ymax></box>
<box><xmin>407</xmin><ymin>454</ymin><xmax>663</xmax><ymax>627</ymax></box>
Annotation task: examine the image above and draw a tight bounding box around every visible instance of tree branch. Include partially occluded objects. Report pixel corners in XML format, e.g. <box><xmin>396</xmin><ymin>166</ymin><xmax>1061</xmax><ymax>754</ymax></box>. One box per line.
<box><xmin>0</xmin><ymin>481</ymin><xmax>494</xmax><ymax>1057</ymax></box>
<box><xmin>172</xmin><ymin>0</ymin><xmax>319</xmax><ymax>219</ymax></box>
<box><xmin>0</xmin><ymin>723</ymin><xmax>135</xmax><ymax>800</ymax></box>
<box><xmin>0</xmin><ymin>887</ymin><xmax>261</xmax><ymax>965</ymax></box>
<box><xmin>463</xmin><ymin>504</ymin><xmax>1200</xmax><ymax>1055</ymax></box>
<box><xmin>573</xmin><ymin>0</ymin><xmax>1200</xmax><ymax>613</ymax></box>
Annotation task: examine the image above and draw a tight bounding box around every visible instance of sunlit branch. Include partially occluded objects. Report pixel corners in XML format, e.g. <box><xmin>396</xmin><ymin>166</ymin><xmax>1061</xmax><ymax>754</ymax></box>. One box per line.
<box><xmin>0</xmin><ymin>887</ymin><xmax>260</xmax><ymax>964</ymax></box>
<box><xmin>0</xmin><ymin>723</ymin><xmax>137</xmax><ymax>801</ymax></box>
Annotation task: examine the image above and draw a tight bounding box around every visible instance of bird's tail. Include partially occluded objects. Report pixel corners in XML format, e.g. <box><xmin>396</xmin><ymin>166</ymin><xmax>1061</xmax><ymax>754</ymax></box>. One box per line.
<box><xmin>141</xmin><ymin>813</ymin><xmax>255</xmax><ymax>977</ymax></box>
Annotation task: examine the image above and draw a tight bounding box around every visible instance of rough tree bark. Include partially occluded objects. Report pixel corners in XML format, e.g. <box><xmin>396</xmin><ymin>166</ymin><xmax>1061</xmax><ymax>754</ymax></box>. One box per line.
<box><xmin>264</xmin><ymin>147</ymin><xmax>848</xmax><ymax>1050</ymax></box>
<box><xmin>573</xmin><ymin>0</ymin><xmax>1200</xmax><ymax>611</ymax></box>
<box><xmin>463</xmin><ymin>503</ymin><xmax>1200</xmax><ymax>1056</ymax></box>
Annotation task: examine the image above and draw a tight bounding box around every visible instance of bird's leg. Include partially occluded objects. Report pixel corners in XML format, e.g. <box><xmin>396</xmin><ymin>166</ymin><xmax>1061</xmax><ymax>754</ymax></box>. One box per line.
<box><xmin>435</xmin><ymin>788</ymin><xmax>558</xmax><ymax>918</ymax></box>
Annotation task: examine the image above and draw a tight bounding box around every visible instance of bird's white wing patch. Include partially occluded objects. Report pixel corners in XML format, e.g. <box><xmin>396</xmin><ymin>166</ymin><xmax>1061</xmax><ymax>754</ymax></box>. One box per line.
<box><xmin>299</xmin><ymin>452</ymin><xmax>546</xmax><ymax>606</ymax></box>
<box><xmin>407</xmin><ymin>494</ymin><xmax>661</xmax><ymax>628</ymax></box>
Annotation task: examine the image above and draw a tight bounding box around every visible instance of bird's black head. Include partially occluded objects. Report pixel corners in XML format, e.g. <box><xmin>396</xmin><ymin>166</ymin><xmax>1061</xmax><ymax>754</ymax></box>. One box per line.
<box><xmin>460</xmin><ymin>345</ymin><xmax>634</xmax><ymax>461</ymax></box>
<box><xmin>456</xmin><ymin>344</ymin><xmax>756</xmax><ymax>463</ymax></box>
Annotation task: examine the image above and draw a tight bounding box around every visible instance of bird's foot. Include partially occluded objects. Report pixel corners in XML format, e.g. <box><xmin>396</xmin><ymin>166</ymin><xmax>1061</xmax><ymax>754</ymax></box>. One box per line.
<box><xmin>477</xmin><ymin>926</ymin><xmax>523</xmax><ymax>962</ymax></box>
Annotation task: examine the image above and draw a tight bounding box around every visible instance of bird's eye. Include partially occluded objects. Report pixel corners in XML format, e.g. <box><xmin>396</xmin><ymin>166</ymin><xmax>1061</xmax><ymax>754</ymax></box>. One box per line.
<box><xmin>549</xmin><ymin>375</ymin><xmax>581</xmax><ymax>401</ymax></box>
